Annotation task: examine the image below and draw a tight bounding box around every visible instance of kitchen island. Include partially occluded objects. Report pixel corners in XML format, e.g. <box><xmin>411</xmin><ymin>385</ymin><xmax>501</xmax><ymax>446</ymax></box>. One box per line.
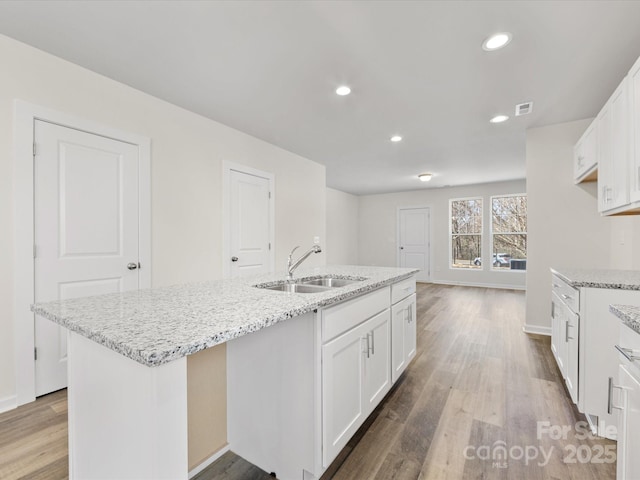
<box><xmin>32</xmin><ymin>265</ymin><xmax>418</xmax><ymax>479</ymax></box>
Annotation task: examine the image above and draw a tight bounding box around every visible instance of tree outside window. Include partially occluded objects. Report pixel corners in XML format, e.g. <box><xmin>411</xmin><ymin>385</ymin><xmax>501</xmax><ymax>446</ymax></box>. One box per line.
<box><xmin>450</xmin><ymin>198</ymin><xmax>482</xmax><ymax>269</ymax></box>
<box><xmin>491</xmin><ymin>194</ymin><xmax>527</xmax><ymax>270</ymax></box>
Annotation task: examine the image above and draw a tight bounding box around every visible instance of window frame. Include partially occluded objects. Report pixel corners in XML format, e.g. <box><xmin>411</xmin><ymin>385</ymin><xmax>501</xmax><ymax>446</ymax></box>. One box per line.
<box><xmin>449</xmin><ymin>196</ymin><xmax>483</xmax><ymax>270</ymax></box>
<box><xmin>489</xmin><ymin>193</ymin><xmax>527</xmax><ymax>273</ymax></box>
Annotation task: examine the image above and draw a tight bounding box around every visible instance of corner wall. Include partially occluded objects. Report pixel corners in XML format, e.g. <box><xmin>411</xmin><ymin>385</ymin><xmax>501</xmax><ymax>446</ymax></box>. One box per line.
<box><xmin>326</xmin><ymin>188</ymin><xmax>359</xmax><ymax>265</ymax></box>
<box><xmin>525</xmin><ymin>119</ymin><xmax>611</xmax><ymax>333</ymax></box>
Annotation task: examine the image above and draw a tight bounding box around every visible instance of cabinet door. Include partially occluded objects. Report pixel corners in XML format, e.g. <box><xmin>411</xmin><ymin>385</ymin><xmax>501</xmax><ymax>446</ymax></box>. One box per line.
<box><xmin>598</xmin><ymin>78</ymin><xmax>630</xmax><ymax>212</ymax></box>
<box><xmin>630</xmin><ymin>56</ymin><xmax>640</xmax><ymax>203</ymax></box>
<box><xmin>404</xmin><ymin>294</ymin><xmax>417</xmax><ymax>365</ymax></box>
<box><xmin>322</xmin><ymin>321</ymin><xmax>367</xmax><ymax>467</ymax></box>
<box><xmin>391</xmin><ymin>300</ymin><xmax>406</xmax><ymax>384</ymax></box>
<box><xmin>363</xmin><ymin>309</ymin><xmax>391</xmax><ymax>415</ymax></box>
<box><xmin>565</xmin><ymin>308</ymin><xmax>579</xmax><ymax>404</ymax></box>
<box><xmin>391</xmin><ymin>294</ymin><xmax>417</xmax><ymax>384</ymax></box>
<box><xmin>617</xmin><ymin>365</ymin><xmax>640</xmax><ymax>480</ymax></box>
<box><xmin>574</xmin><ymin>120</ymin><xmax>597</xmax><ymax>182</ymax></box>
<box><xmin>551</xmin><ymin>293</ymin><xmax>566</xmax><ymax>378</ymax></box>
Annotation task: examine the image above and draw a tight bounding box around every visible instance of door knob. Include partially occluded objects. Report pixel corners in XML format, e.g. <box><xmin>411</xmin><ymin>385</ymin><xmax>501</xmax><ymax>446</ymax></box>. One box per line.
<box><xmin>231</xmin><ymin>256</ymin><xmax>239</xmax><ymax>262</ymax></box>
<box><xmin>127</xmin><ymin>262</ymin><xmax>139</xmax><ymax>270</ymax></box>
<box><xmin>400</xmin><ymin>246</ymin><xmax>404</xmax><ymax>250</ymax></box>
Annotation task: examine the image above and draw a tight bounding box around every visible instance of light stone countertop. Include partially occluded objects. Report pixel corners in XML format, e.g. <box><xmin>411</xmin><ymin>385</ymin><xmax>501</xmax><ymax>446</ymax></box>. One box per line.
<box><xmin>610</xmin><ymin>304</ymin><xmax>640</xmax><ymax>335</ymax></box>
<box><xmin>551</xmin><ymin>268</ymin><xmax>640</xmax><ymax>290</ymax></box>
<box><xmin>32</xmin><ymin>265</ymin><xmax>419</xmax><ymax>367</ymax></box>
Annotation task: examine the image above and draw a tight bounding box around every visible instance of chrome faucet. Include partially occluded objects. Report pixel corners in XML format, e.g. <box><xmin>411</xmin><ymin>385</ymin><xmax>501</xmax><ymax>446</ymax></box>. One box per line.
<box><xmin>287</xmin><ymin>244</ymin><xmax>322</xmax><ymax>280</ymax></box>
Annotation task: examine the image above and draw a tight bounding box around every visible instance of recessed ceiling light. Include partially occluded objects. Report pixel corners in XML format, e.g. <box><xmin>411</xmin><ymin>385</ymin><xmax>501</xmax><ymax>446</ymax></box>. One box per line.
<box><xmin>482</xmin><ymin>32</ymin><xmax>512</xmax><ymax>51</ymax></box>
<box><xmin>418</xmin><ymin>173</ymin><xmax>433</xmax><ymax>182</ymax></box>
<box><xmin>336</xmin><ymin>86</ymin><xmax>351</xmax><ymax>96</ymax></box>
<box><xmin>490</xmin><ymin>115</ymin><xmax>509</xmax><ymax>123</ymax></box>
<box><xmin>390</xmin><ymin>135</ymin><xmax>402</xmax><ymax>142</ymax></box>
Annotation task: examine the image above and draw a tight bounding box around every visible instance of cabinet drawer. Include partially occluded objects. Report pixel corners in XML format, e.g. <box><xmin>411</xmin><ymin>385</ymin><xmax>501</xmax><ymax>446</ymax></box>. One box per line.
<box><xmin>321</xmin><ymin>287</ymin><xmax>390</xmax><ymax>343</ymax></box>
<box><xmin>552</xmin><ymin>274</ymin><xmax>580</xmax><ymax>313</ymax></box>
<box><xmin>619</xmin><ymin>322</ymin><xmax>640</xmax><ymax>377</ymax></box>
<box><xmin>391</xmin><ymin>276</ymin><xmax>416</xmax><ymax>304</ymax></box>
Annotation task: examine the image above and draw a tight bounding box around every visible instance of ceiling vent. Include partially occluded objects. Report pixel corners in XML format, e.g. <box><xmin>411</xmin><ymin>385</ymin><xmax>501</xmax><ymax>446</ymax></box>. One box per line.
<box><xmin>515</xmin><ymin>102</ymin><xmax>533</xmax><ymax>116</ymax></box>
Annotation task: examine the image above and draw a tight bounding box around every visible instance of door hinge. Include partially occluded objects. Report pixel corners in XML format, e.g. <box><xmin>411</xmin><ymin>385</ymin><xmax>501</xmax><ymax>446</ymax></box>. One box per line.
<box><xmin>34</xmin><ymin>347</ymin><xmax>37</xmax><ymax>361</ymax></box>
<box><xmin>33</xmin><ymin>142</ymin><xmax>38</xmax><ymax>157</ymax></box>
<box><xmin>268</xmin><ymin>191</ymin><xmax>272</xmax><ymax>199</ymax></box>
<box><xmin>33</xmin><ymin>245</ymin><xmax>36</xmax><ymax>258</ymax></box>
<box><xmin>268</xmin><ymin>242</ymin><xmax>271</xmax><ymax>250</ymax></box>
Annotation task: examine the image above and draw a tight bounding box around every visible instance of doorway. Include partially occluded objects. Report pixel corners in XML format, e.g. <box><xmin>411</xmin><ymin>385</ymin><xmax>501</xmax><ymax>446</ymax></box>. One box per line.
<box><xmin>397</xmin><ymin>207</ymin><xmax>431</xmax><ymax>282</ymax></box>
<box><xmin>223</xmin><ymin>162</ymin><xmax>274</xmax><ymax>278</ymax></box>
<box><xmin>14</xmin><ymin>101</ymin><xmax>151</xmax><ymax>406</ymax></box>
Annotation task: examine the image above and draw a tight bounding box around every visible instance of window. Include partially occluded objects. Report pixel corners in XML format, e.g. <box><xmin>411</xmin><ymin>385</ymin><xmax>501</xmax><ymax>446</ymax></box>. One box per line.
<box><xmin>491</xmin><ymin>194</ymin><xmax>527</xmax><ymax>271</ymax></box>
<box><xmin>450</xmin><ymin>198</ymin><xmax>482</xmax><ymax>269</ymax></box>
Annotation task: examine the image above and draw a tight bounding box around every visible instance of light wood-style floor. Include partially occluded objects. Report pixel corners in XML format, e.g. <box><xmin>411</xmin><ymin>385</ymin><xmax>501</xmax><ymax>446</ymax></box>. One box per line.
<box><xmin>0</xmin><ymin>284</ymin><xmax>616</xmax><ymax>479</ymax></box>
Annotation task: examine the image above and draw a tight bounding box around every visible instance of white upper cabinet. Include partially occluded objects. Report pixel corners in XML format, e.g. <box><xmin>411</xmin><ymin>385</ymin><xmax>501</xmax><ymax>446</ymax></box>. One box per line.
<box><xmin>581</xmin><ymin>52</ymin><xmax>640</xmax><ymax>215</ymax></box>
<box><xmin>630</xmin><ymin>55</ymin><xmax>640</xmax><ymax>204</ymax></box>
<box><xmin>598</xmin><ymin>77</ymin><xmax>630</xmax><ymax>213</ymax></box>
<box><xmin>574</xmin><ymin>119</ymin><xmax>597</xmax><ymax>184</ymax></box>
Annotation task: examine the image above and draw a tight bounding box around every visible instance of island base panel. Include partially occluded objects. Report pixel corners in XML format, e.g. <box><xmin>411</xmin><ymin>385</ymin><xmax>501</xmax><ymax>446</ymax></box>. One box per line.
<box><xmin>67</xmin><ymin>331</ymin><xmax>188</xmax><ymax>479</ymax></box>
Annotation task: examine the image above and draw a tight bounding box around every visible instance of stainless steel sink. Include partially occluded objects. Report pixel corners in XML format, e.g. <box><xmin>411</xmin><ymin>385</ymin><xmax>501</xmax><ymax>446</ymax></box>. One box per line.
<box><xmin>262</xmin><ymin>283</ymin><xmax>332</xmax><ymax>293</ymax></box>
<box><xmin>300</xmin><ymin>277</ymin><xmax>363</xmax><ymax>287</ymax></box>
<box><xmin>256</xmin><ymin>275</ymin><xmax>366</xmax><ymax>293</ymax></box>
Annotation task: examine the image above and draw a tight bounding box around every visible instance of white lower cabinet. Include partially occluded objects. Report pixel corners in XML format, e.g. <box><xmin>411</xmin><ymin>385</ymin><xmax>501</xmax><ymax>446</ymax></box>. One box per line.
<box><xmin>391</xmin><ymin>293</ymin><xmax>416</xmax><ymax>383</ymax></box>
<box><xmin>550</xmin><ymin>271</ymin><xmax>640</xmax><ymax>440</ymax></box>
<box><xmin>227</xmin><ymin>278</ymin><xmax>416</xmax><ymax>480</ymax></box>
<box><xmin>617</xmin><ymin>364</ymin><xmax>640</xmax><ymax>480</ymax></box>
<box><xmin>615</xmin><ymin>322</ymin><xmax>640</xmax><ymax>480</ymax></box>
<box><xmin>322</xmin><ymin>309</ymin><xmax>390</xmax><ymax>467</ymax></box>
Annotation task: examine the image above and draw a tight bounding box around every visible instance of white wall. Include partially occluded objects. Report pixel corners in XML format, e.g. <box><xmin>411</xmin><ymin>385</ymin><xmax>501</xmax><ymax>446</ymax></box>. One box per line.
<box><xmin>358</xmin><ymin>180</ymin><xmax>527</xmax><ymax>289</ymax></box>
<box><xmin>525</xmin><ymin>119</ymin><xmax>612</xmax><ymax>333</ymax></box>
<box><xmin>0</xmin><ymin>34</ymin><xmax>326</xmax><ymax>407</ymax></box>
<box><xmin>326</xmin><ymin>187</ymin><xmax>359</xmax><ymax>265</ymax></box>
<box><xmin>610</xmin><ymin>216</ymin><xmax>640</xmax><ymax>269</ymax></box>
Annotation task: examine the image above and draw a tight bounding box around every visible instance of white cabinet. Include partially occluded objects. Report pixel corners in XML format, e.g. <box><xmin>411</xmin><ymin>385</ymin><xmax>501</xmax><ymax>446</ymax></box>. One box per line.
<box><xmin>227</xmin><ymin>279</ymin><xmax>412</xmax><ymax>479</ymax></box>
<box><xmin>616</xmin><ymin>364</ymin><xmax>640</xmax><ymax>480</ymax></box>
<box><xmin>321</xmin><ymin>301</ymin><xmax>391</xmax><ymax>467</ymax></box>
<box><xmin>598</xmin><ymin>77</ymin><xmax>630</xmax><ymax>213</ymax></box>
<box><xmin>615</xmin><ymin>322</ymin><xmax>640</xmax><ymax>480</ymax></box>
<box><xmin>550</xmin><ymin>272</ymin><xmax>640</xmax><ymax>440</ymax></box>
<box><xmin>551</xmin><ymin>275</ymin><xmax>579</xmax><ymax>403</ymax></box>
<box><xmin>574</xmin><ymin>119</ymin><xmax>597</xmax><ymax>184</ymax></box>
<box><xmin>630</xmin><ymin>55</ymin><xmax>640</xmax><ymax>204</ymax></box>
<box><xmin>391</xmin><ymin>293</ymin><xmax>416</xmax><ymax>383</ymax></box>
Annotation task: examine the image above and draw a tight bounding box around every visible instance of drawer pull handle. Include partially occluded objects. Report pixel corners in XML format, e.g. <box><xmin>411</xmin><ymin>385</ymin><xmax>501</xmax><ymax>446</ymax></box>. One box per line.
<box><xmin>561</xmin><ymin>294</ymin><xmax>572</xmax><ymax>300</ymax></box>
<box><xmin>615</xmin><ymin>345</ymin><xmax>640</xmax><ymax>362</ymax></box>
<box><xmin>552</xmin><ymin>283</ymin><xmax>560</xmax><ymax>288</ymax></box>
<box><xmin>370</xmin><ymin>330</ymin><xmax>375</xmax><ymax>356</ymax></box>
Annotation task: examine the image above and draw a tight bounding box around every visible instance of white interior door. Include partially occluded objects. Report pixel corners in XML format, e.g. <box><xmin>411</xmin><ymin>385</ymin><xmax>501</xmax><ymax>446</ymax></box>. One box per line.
<box><xmin>34</xmin><ymin>120</ymin><xmax>141</xmax><ymax>396</ymax></box>
<box><xmin>398</xmin><ymin>207</ymin><xmax>430</xmax><ymax>282</ymax></box>
<box><xmin>229</xmin><ymin>169</ymin><xmax>272</xmax><ymax>278</ymax></box>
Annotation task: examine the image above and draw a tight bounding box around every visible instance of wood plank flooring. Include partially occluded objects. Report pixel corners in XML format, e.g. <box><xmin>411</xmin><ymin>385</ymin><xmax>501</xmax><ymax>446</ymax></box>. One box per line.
<box><xmin>0</xmin><ymin>284</ymin><xmax>616</xmax><ymax>479</ymax></box>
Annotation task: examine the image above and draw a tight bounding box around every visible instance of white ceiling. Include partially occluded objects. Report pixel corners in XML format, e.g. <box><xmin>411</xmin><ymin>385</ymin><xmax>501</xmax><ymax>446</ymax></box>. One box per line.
<box><xmin>1</xmin><ymin>1</ymin><xmax>640</xmax><ymax>195</ymax></box>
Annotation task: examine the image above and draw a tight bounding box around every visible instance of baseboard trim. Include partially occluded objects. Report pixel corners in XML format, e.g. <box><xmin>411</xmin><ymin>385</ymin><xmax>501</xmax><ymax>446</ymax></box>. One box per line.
<box><xmin>188</xmin><ymin>444</ymin><xmax>230</xmax><ymax>479</ymax></box>
<box><xmin>523</xmin><ymin>324</ymin><xmax>551</xmax><ymax>336</ymax></box>
<box><xmin>430</xmin><ymin>279</ymin><xmax>526</xmax><ymax>291</ymax></box>
<box><xmin>0</xmin><ymin>395</ymin><xmax>17</xmax><ymax>414</ymax></box>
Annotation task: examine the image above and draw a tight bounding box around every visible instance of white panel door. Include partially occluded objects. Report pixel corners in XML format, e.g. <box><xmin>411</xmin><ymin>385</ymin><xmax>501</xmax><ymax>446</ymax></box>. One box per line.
<box><xmin>398</xmin><ymin>207</ymin><xmax>430</xmax><ymax>282</ymax></box>
<box><xmin>229</xmin><ymin>170</ymin><xmax>271</xmax><ymax>277</ymax></box>
<box><xmin>34</xmin><ymin>120</ymin><xmax>140</xmax><ymax>396</ymax></box>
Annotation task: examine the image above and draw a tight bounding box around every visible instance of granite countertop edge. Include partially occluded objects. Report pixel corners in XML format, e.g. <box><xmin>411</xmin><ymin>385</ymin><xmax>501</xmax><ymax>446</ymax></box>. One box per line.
<box><xmin>610</xmin><ymin>304</ymin><xmax>640</xmax><ymax>335</ymax></box>
<box><xmin>551</xmin><ymin>268</ymin><xmax>640</xmax><ymax>291</ymax></box>
<box><xmin>32</xmin><ymin>265</ymin><xmax>419</xmax><ymax>367</ymax></box>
